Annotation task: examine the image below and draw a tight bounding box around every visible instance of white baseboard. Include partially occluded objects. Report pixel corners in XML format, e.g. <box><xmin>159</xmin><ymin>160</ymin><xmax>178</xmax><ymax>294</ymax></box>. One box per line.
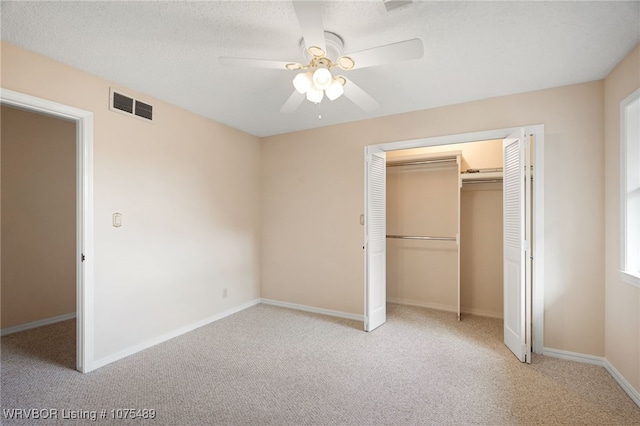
<box><xmin>1</xmin><ymin>312</ymin><xmax>76</xmax><ymax>336</ymax></box>
<box><xmin>543</xmin><ymin>347</ymin><xmax>640</xmax><ymax>409</ymax></box>
<box><xmin>460</xmin><ymin>308</ymin><xmax>503</xmax><ymax>319</ymax></box>
<box><xmin>92</xmin><ymin>299</ymin><xmax>261</xmax><ymax>371</ymax></box>
<box><xmin>387</xmin><ymin>298</ymin><xmax>458</xmax><ymax>314</ymax></box>
<box><xmin>604</xmin><ymin>358</ymin><xmax>640</xmax><ymax>408</ymax></box>
<box><xmin>260</xmin><ymin>298</ymin><xmax>364</xmax><ymax>322</ymax></box>
<box><xmin>387</xmin><ymin>298</ymin><xmax>503</xmax><ymax>319</ymax></box>
<box><xmin>542</xmin><ymin>347</ymin><xmax>605</xmax><ymax>366</ymax></box>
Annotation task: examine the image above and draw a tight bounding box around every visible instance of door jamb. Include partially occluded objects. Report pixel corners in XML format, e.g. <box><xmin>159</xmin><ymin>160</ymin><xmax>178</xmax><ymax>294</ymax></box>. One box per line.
<box><xmin>364</xmin><ymin>125</ymin><xmax>545</xmax><ymax>353</ymax></box>
<box><xmin>1</xmin><ymin>88</ymin><xmax>94</xmax><ymax>372</ymax></box>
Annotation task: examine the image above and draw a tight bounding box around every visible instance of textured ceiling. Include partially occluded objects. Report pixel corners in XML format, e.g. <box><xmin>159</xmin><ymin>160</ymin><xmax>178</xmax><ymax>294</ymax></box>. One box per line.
<box><xmin>1</xmin><ymin>1</ymin><xmax>639</xmax><ymax>137</ymax></box>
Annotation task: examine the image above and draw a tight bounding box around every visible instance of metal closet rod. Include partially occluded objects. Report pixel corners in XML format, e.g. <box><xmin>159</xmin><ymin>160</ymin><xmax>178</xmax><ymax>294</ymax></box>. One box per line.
<box><xmin>386</xmin><ymin>235</ymin><xmax>457</xmax><ymax>241</ymax></box>
<box><xmin>386</xmin><ymin>158</ymin><xmax>457</xmax><ymax>168</ymax></box>
<box><xmin>463</xmin><ymin>176</ymin><xmax>534</xmax><ymax>184</ymax></box>
<box><xmin>463</xmin><ymin>179</ymin><xmax>503</xmax><ymax>184</ymax></box>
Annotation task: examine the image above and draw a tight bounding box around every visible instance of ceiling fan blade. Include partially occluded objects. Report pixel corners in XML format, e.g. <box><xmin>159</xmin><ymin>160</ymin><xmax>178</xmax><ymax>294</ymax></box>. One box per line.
<box><xmin>343</xmin><ymin>38</ymin><xmax>424</xmax><ymax>70</ymax></box>
<box><xmin>292</xmin><ymin>1</ymin><xmax>326</xmax><ymax>55</ymax></box>
<box><xmin>342</xmin><ymin>78</ymin><xmax>379</xmax><ymax>112</ymax></box>
<box><xmin>280</xmin><ymin>90</ymin><xmax>305</xmax><ymax>113</ymax></box>
<box><xmin>219</xmin><ymin>57</ymin><xmax>295</xmax><ymax>70</ymax></box>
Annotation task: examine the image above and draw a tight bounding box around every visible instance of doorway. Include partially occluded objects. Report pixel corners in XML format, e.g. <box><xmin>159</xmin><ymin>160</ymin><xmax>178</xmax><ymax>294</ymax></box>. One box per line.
<box><xmin>0</xmin><ymin>88</ymin><xmax>94</xmax><ymax>373</ymax></box>
<box><xmin>364</xmin><ymin>126</ymin><xmax>544</xmax><ymax>357</ymax></box>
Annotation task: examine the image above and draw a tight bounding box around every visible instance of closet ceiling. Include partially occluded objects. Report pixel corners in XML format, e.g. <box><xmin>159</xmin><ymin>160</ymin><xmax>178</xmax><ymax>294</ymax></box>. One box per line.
<box><xmin>1</xmin><ymin>1</ymin><xmax>638</xmax><ymax>137</ymax></box>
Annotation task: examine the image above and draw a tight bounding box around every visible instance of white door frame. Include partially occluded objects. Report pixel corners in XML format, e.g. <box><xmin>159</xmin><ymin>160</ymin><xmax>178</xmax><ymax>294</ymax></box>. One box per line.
<box><xmin>365</xmin><ymin>125</ymin><xmax>545</xmax><ymax>353</ymax></box>
<box><xmin>1</xmin><ymin>88</ymin><xmax>94</xmax><ymax>373</ymax></box>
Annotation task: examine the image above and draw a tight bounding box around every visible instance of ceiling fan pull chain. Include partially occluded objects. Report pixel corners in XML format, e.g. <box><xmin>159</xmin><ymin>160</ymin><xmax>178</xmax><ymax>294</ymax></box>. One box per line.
<box><xmin>318</xmin><ymin>102</ymin><xmax>322</xmax><ymax>120</ymax></box>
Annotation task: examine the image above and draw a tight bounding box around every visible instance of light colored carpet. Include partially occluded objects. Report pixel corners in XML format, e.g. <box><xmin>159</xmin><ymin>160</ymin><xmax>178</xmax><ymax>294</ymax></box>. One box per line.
<box><xmin>1</xmin><ymin>303</ymin><xmax>639</xmax><ymax>425</ymax></box>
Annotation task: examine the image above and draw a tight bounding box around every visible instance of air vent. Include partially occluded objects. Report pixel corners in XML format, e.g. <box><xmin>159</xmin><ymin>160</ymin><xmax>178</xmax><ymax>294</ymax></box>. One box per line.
<box><xmin>135</xmin><ymin>100</ymin><xmax>153</xmax><ymax>120</ymax></box>
<box><xmin>383</xmin><ymin>0</ymin><xmax>412</xmax><ymax>12</ymax></box>
<box><xmin>113</xmin><ymin>92</ymin><xmax>133</xmax><ymax>114</ymax></box>
<box><xmin>109</xmin><ymin>88</ymin><xmax>153</xmax><ymax>122</ymax></box>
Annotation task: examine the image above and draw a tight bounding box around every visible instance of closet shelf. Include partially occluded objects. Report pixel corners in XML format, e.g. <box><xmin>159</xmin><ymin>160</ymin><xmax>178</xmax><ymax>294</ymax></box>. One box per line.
<box><xmin>461</xmin><ymin>171</ymin><xmax>503</xmax><ymax>181</ymax></box>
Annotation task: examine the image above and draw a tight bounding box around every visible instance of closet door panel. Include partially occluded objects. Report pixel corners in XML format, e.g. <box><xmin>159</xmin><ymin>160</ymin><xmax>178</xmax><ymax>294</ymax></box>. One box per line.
<box><xmin>365</xmin><ymin>150</ymin><xmax>386</xmax><ymax>331</ymax></box>
<box><xmin>503</xmin><ymin>129</ymin><xmax>529</xmax><ymax>362</ymax></box>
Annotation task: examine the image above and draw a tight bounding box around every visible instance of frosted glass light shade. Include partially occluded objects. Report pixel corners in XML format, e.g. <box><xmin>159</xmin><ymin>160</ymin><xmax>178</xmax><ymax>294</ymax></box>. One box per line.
<box><xmin>325</xmin><ymin>78</ymin><xmax>344</xmax><ymax>100</ymax></box>
<box><xmin>293</xmin><ymin>72</ymin><xmax>313</xmax><ymax>94</ymax></box>
<box><xmin>312</xmin><ymin>67</ymin><xmax>332</xmax><ymax>90</ymax></box>
<box><xmin>306</xmin><ymin>86</ymin><xmax>324</xmax><ymax>103</ymax></box>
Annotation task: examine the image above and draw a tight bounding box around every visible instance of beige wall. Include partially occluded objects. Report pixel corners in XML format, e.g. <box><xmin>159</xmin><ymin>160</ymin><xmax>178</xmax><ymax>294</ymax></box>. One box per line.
<box><xmin>262</xmin><ymin>79</ymin><xmax>605</xmax><ymax>357</ymax></box>
<box><xmin>3</xmin><ymin>39</ymin><xmax>631</xmax><ymax>381</ymax></box>
<box><xmin>604</xmin><ymin>44</ymin><xmax>640</xmax><ymax>395</ymax></box>
<box><xmin>1</xmin><ymin>42</ymin><xmax>262</xmax><ymax>364</ymax></box>
<box><xmin>1</xmin><ymin>106</ymin><xmax>76</xmax><ymax>328</ymax></box>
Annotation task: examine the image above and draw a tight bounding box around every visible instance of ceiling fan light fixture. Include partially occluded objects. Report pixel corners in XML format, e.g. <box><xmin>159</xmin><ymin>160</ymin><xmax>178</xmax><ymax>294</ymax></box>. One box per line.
<box><xmin>286</xmin><ymin>62</ymin><xmax>303</xmax><ymax>71</ymax></box>
<box><xmin>325</xmin><ymin>78</ymin><xmax>344</xmax><ymax>100</ymax></box>
<box><xmin>337</xmin><ymin>56</ymin><xmax>355</xmax><ymax>70</ymax></box>
<box><xmin>312</xmin><ymin>67</ymin><xmax>332</xmax><ymax>91</ymax></box>
<box><xmin>306</xmin><ymin>86</ymin><xmax>324</xmax><ymax>103</ymax></box>
<box><xmin>308</xmin><ymin>46</ymin><xmax>326</xmax><ymax>58</ymax></box>
<box><xmin>293</xmin><ymin>71</ymin><xmax>313</xmax><ymax>94</ymax></box>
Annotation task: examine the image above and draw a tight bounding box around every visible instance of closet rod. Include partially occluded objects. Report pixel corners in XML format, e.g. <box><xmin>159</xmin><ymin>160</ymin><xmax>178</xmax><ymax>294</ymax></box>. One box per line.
<box><xmin>386</xmin><ymin>235</ymin><xmax>457</xmax><ymax>241</ymax></box>
<box><xmin>463</xmin><ymin>179</ymin><xmax>503</xmax><ymax>184</ymax></box>
<box><xmin>386</xmin><ymin>158</ymin><xmax>457</xmax><ymax>168</ymax></box>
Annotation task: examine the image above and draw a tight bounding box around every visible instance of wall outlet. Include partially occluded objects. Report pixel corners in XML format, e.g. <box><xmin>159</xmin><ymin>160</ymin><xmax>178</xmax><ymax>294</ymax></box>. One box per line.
<box><xmin>222</xmin><ymin>288</ymin><xmax>228</xmax><ymax>299</ymax></box>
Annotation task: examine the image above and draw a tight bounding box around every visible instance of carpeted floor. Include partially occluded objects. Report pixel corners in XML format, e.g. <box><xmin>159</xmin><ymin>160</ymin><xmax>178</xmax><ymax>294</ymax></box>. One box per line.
<box><xmin>1</xmin><ymin>303</ymin><xmax>639</xmax><ymax>425</ymax></box>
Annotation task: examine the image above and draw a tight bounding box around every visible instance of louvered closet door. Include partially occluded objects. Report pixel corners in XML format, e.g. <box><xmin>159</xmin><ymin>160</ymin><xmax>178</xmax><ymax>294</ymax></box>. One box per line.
<box><xmin>365</xmin><ymin>150</ymin><xmax>386</xmax><ymax>331</ymax></box>
<box><xmin>503</xmin><ymin>129</ymin><xmax>530</xmax><ymax>362</ymax></box>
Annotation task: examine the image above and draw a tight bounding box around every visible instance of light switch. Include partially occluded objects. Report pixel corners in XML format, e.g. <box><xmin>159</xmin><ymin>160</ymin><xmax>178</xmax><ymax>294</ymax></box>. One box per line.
<box><xmin>113</xmin><ymin>212</ymin><xmax>122</xmax><ymax>227</ymax></box>
<box><xmin>360</xmin><ymin>214</ymin><xmax>365</xmax><ymax>225</ymax></box>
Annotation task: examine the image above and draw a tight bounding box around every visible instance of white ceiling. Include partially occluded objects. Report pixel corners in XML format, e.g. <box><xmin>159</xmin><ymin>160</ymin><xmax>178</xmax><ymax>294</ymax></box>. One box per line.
<box><xmin>1</xmin><ymin>1</ymin><xmax>639</xmax><ymax>137</ymax></box>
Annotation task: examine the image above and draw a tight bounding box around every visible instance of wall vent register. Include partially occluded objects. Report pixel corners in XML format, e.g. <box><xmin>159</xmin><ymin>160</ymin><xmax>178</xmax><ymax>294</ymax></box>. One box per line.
<box><xmin>109</xmin><ymin>88</ymin><xmax>153</xmax><ymax>122</ymax></box>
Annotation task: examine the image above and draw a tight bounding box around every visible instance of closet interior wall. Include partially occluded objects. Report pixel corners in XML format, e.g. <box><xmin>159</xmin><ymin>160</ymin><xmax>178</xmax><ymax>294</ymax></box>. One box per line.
<box><xmin>1</xmin><ymin>106</ymin><xmax>76</xmax><ymax>329</ymax></box>
<box><xmin>386</xmin><ymin>158</ymin><xmax>459</xmax><ymax>312</ymax></box>
<box><xmin>386</xmin><ymin>140</ymin><xmax>504</xmax><ymax>318</ymax></box>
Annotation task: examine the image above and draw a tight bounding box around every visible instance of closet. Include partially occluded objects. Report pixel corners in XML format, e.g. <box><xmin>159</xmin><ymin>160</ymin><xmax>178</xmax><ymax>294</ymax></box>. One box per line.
<box><xmin>385</xmin><ymin>140</ymin><xmax>504</xmax><ymax>320</ymax></box>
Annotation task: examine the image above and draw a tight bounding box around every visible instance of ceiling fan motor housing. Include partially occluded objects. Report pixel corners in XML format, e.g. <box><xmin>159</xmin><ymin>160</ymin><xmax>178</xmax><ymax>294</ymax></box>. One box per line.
<box><xmin>300</xmin><ymin>31</ymin><xmax>345</xmax><ymax>61</ymax></box>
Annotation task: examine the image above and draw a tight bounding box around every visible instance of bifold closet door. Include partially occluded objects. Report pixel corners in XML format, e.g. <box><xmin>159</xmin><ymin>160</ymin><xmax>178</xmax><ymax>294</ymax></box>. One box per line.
<box><xmin>365</xmin><ymin>150</ymin><xmax>386</xmax><ymax>332</ymax></box>
<box><xmin>503</xmin><ymin>129</ymin><xmax>532</xmax><ymax>363</ymax></box>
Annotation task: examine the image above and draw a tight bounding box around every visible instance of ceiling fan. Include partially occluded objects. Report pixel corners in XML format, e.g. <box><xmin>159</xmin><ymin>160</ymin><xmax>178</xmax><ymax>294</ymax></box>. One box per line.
<box><xmin>219</xmin><ymin>1</ymin><xmax>424</xmax><ymax>114</ymax></box>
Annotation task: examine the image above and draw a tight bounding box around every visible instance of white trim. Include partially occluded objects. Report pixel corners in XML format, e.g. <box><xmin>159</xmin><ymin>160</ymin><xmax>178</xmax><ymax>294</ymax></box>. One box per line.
<box><xmin>373</xmin><ymin>128</ymin><xmax>524</xmax><ymax>152</ymax></box>
<box><xmin>92</xmin><ymin>299</ymin><xmax>261</xmax><ymax>371</ymax></box>
<box><xmin>365</xmin><ymin>125</ymin><xmax>545</xmax><ymax>352</ymax></box>
<box><xmin>542</xmin><ymin>347</ymin><xmax>604</xmax><ymax>366</ymax></box>
<box><xmin>261</xmin><ymin>298</ymin><xmax>365</xmax><ymax>322</ymax></box>
<box><xmin>604</xmin><ymin>358</ymin><xmax>640</xmax><ymax>408</ymax></box>
<box><xmin>0</xmin><ymin>88</ymin><xmax>94</xmax><ymax>373</ymax></box>
<box><xmin>620</xmin><ymin>89</ymin><xmax>640</xmax><ymax>289</ymax></box>
<box><xmin>620</xmin><ymin>270</ymin><xmax>640</xmax><ymax>287</ymax></box>
<box><xmin>531</xmin><ymin>126</ymin><xmax>545</xmax><ymax>354</ymax></box>
<box><xmin>531</xmin><ymin>348</ymin><xmax>640</xmax><ymax>408</ymax></box>
<box><xmin>1</xmin><ymin>313</ymin><xmax>76</xmax><ymax>337</ymax></box>
<box><xmin>461</xmin><ymin>308</ymin><xmax>503</xmax><ymax>319</ymax></box>
<box><xmin>388</xmin><ymin>298</ymin><xmax>504</xmax><ymax>319</ymax></box>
